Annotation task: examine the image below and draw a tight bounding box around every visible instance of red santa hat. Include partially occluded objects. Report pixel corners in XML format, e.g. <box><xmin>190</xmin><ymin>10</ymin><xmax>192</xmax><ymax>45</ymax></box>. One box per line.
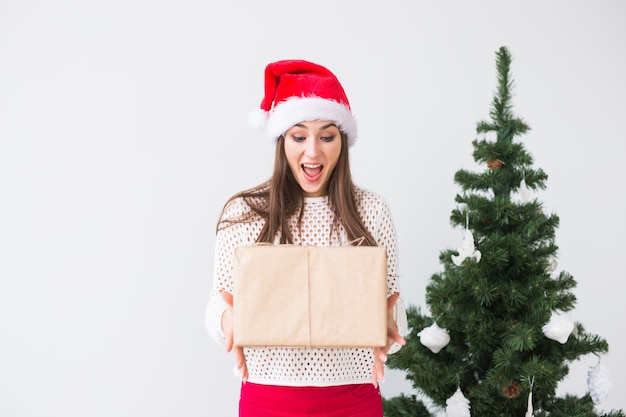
<box><xmin>249</xmin><ymin>59</ymin><xmax>358</xmax><ymax>146</ymax></box>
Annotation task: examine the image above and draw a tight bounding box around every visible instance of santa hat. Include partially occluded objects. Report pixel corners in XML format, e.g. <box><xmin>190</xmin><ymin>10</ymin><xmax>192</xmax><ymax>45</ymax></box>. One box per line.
<box><xmin>249</xmin><ymin>59</ymin><xmax>358</xmax><ymax>146</ymax></box>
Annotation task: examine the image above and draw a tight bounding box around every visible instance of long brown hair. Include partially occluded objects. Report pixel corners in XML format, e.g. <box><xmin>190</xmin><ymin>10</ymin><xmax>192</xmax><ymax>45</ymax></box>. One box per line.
<box><xmin>217</xmin><ymin>132</ymin><xmax>377</xmax><ymax>246</ymax></box>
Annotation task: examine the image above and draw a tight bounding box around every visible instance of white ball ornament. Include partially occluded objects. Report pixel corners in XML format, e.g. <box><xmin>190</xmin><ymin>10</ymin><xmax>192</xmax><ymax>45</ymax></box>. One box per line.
<box><xmin>418</xmin><ymin>322</ymin><xmax>450</xmax><ymax>353</ymax></box>
<box><xmin>542</xmin><ymin>310</ymin><xmax>575</xmax><ymax>344</ymax></box>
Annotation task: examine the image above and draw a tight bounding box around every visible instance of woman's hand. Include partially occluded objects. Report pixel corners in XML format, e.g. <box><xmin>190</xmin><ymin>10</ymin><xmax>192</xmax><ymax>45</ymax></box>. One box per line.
<box><xmin>220</xmin><ymin>290</ymin><xmax>248</xmax><ymax>382</ymax></box>
<box><xmin>372</xmin><ymin>292</ymin><xmax>405</xmax><ymax>388</ymax></box>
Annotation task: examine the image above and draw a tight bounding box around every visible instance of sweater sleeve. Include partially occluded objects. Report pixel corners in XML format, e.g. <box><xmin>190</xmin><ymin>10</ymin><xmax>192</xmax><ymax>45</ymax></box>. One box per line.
<box><xmin>205</xmin><ymin>235</ymin><xmax>229</xmax><ymax>348</ymax></box>
<box><xmin>369</xmin><ymin>193</ymin><xmax>408</xmax><ymax>355</ymax></box>
<box><xmin>205</xmin><ymin>198</ymin><xmax>260</xmax><ymax>348</ymax></box>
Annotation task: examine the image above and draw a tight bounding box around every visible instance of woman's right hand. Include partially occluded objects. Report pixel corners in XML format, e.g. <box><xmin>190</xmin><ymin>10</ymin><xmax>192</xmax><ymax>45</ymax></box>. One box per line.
<box><xmin>220</xmin><ymin>290</ymin><xmax>248</xmax><ymax>382</ymax></box>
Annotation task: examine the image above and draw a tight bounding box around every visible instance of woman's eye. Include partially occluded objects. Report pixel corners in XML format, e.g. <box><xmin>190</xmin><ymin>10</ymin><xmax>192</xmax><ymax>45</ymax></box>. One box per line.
<box><xmin>321</xmin><ymin>135</ymin><xmax>335</xmax><ymax>142</ymax></box>
<box><xmin>291</xmin><ymin>135</ymin><xmax>306</xmax><ymax>142</ymax></box>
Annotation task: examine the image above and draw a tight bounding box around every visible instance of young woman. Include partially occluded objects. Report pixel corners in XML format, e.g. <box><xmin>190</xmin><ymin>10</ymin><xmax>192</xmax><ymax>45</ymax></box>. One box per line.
<box><xmin>205</xmin><ymin>59</ymin><xmax>407</xmax><ymax>417</ymax></box>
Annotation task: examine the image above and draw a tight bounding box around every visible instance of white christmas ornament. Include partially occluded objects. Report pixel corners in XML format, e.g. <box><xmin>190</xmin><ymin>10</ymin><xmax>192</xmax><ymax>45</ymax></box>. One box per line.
<box><xmin>418</xmin><ymin>322</ymin><xmax>450</xmax><ymax>353</ymax></box>
<box><xmin>452</xmin><ymin>229</ymin><xmax>481</xmax><ymax>266</ymax></box>
<box><xmin>519</xmin><ymin>178</ymin><xmax>533</xmax><ymax>203</ymax></box>
<box><xmin>479</xmin><ymin>130</ymin><xmax>498</xmax><ymax>142</ymax></box>
<box><xmin>546</xmin><ymin>257</ymin><xmax>558</xmax><ymax>273</ymax></box>
<box><xmin>542</xmin><ymin>310</ymin><xmax>575</xmax><ymax>344</ymax></box>
<box><xmin>445</xmin><ymin>387</ymin><xmax>471</xmax><ymax>417</ymax></box>
<box><xmin>588</xmin><ymin>360</ymin><xmax>613</xmax><ymax>405</ymax></box>
<box><xmin>525</xmin><ymin>377</ymin><xmax>535</xmax><ymax>417</ymax></box>
<box><xmin>525</xmin><ymin>390</ymin><xmax>533</xmax><ymax>417</ymax></box>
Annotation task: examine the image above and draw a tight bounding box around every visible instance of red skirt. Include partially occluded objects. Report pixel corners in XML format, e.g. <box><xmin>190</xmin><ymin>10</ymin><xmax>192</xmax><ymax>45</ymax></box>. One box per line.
<box><xmin>239</xmin><ymin>382</ymin><xmax>383</xmax><ymax>417</ymax></box>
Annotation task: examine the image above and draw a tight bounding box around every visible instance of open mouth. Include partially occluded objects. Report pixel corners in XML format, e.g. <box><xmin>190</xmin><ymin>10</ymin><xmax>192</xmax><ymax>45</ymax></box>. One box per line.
<box><xmin>302</xmin><ymin>163</ymin><xmax>323</xmax><ymax>182</ymax></box>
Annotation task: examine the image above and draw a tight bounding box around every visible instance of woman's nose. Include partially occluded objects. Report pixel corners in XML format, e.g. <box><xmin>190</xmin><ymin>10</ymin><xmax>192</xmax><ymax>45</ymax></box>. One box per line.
<box><xmin>304</xmin><ymin>137</ymin><xmax>321</xmax><ymax>156</ymax></box>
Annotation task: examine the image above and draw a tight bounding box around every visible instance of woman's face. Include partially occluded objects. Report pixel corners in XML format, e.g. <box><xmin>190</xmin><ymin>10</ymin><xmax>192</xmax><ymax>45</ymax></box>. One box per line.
<box><xmin>283</xmin><ymin>120</ymin><xmax>342</xmax><ymax>197</ymax></box>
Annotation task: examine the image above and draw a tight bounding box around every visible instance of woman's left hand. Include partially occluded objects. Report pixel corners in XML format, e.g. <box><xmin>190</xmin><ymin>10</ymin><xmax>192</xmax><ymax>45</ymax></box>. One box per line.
<box><xmin>372</xmin><ymin>292</ymin><xmax>405</xmax><ymax>388</ymax></box>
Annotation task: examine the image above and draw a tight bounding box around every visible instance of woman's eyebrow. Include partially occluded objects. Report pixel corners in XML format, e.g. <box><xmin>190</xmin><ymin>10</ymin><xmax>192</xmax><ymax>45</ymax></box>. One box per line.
<box><xmin>291</xmin><ymin>122</ymin><xmax>337</xmax><ymax>130</ymax></box>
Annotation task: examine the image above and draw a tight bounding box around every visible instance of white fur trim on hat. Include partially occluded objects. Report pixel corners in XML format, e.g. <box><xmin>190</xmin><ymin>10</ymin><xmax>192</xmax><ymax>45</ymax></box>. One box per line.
<box><xmin>264</xmin><ymin>96</ymin><xmax>357</xmax><ymax>146</ymax></box>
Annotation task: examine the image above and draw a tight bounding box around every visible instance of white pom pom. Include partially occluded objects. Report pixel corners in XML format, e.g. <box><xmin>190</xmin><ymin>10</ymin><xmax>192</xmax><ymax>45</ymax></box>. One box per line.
<box><xmin>452</xmin><ymin>229</ymin><xmax>481</xmax><ymax>266</ymax></box>
<box><xmin>418</xmin><ymin>322</ymin><xmax>450</xmax><ymax>353</ymax></box>
<box><xmin>248</xmin><ymin>108</ymin><xmax>269</xmax><ymax>130</ymax></box>
<box><xmin>588</xmin><ymin>360</ymin><xmax>612</xmax><ymax>405</ymax></box>
<box><xmin>446</xmin><ymin>387</ymin><xmax>471</xmax><ymax>417</ymax></box>
<box><xmin>542</xmin><ymin>310</ymin><xmax>575</xmax><ymax>344</ymax></box>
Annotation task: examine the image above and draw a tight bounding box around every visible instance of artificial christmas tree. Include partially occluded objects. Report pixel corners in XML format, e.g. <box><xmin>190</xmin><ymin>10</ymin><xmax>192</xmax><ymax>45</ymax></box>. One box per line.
<box><xmin>383</xmin><ymin>46</ymin><xmax>623</xmax><ymax>417</ymax></box>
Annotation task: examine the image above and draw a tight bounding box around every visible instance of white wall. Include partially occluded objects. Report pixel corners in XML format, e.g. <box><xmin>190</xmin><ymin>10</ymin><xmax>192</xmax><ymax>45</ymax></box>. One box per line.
<box><xmin>1</xmin><ymin>1</ymin><xmax>624</xmax><ymax>416</ymax></box>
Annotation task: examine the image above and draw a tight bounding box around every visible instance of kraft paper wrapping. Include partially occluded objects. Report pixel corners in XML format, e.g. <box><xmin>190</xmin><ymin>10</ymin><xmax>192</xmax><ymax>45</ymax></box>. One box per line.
<box><xmin>233</xmin><ymin>244</ymin><xmax>388</xmax><ymax>348</ymax></box>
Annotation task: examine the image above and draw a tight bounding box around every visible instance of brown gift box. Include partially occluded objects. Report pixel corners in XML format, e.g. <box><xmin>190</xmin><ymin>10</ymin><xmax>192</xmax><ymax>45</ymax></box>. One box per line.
<box><xmin>233</xmin><ymin>244</ymin><xmax>388</xmax><ymax>348</ymax></box>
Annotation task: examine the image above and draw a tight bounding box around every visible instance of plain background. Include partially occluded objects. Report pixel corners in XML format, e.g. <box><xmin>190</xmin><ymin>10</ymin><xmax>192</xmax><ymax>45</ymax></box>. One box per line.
<box><xmin>1</xmin><ymin>1</ymin><xmax>625</xmax><ymax>416</ymax></box>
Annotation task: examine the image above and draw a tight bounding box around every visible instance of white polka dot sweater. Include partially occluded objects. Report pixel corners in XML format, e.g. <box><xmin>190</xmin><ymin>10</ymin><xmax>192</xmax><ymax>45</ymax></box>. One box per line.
<box><xmin>205</xmin><ymin>187</ymin><xmax>408</xmax><ymax>387</ymax></box>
